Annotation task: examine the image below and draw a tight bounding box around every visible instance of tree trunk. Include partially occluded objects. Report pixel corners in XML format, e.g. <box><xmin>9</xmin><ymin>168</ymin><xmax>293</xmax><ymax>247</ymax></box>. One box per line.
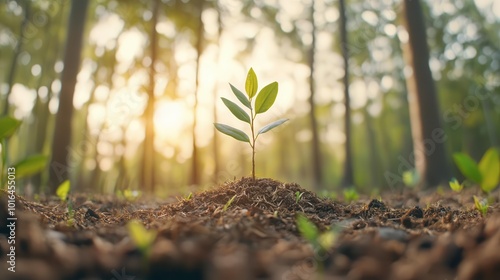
<box><xmin>308</xmin><ymin>0</ymin><xmax>323</xmax><ymax>190</ymax></box>
<box><xmin>191</xmin><ymin>0</ymin><xmax>205</xmax><ymax>186</ymax></box>
<box><xmin>212</xmin><ymin>0</ymin><xmax>223</xmax><ymax>183</ymax></box>
<box><xmin>48</xmin><ymin>0</ymin><xmax>89</xmax><ymax>192</ymax></box>
<box><xmin>2</xmin><ymin>1</ymin><xmax>30</xmax><ymax>115</ymax></box>
<box><xmin>402</xmin><ymin>0</ymin><xmax>451</xmax><ymax>188</ymax></box>
<box><xmin>339</xmin><ymin>0</ymin><xmax>354</xmax><ymax>187</ymax></box>
<box><xmin>141</xmin><ymin>0</ymin><xmax>160</xmax><ymax>192</ymax></box>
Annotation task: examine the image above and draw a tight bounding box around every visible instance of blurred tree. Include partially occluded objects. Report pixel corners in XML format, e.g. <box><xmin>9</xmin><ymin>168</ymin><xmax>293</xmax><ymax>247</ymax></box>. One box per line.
<box><xmin>49</xmin><ymin>0</ymin><xmax>89</xmax><ymax>192</ymax></box>
<box><xmin>212</xmin><ymin>0</ymin><xmax>222</xmax><ymax>183</ymax></box>
<box><xmin>2</xmin><ymin>0</ymin><xmax>30</xmax><ymax>116</ymax></box>
<box><xmin>339</xmin><ymin>0</ymin><xmax>354</xmax><ymax>187</ymax></box>
<box><xmin>190</xmin><ymin>0</ymin><xmax>205</xmax><ymax>186</ymax></box>
<box><xmin>402</xmin><ymin>0</ymin><xmax>451</xmax><ymax>188</ymax></box>
<box><xmin>308</xmin><ymin>0</ymin><xmax>323</xmax><ymax>190</ymax></box>
<box><xmin>141</xmin><ymin>0</ymin><xmax>160</xmax><ymax>192</ymax></box>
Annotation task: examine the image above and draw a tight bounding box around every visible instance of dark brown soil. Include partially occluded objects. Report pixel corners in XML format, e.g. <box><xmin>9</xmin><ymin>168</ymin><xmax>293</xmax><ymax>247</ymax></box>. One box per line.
<box><xmin>1</xmin><ymin>177</ymin><xmax>500</xmax><ymax>280</ymax></box>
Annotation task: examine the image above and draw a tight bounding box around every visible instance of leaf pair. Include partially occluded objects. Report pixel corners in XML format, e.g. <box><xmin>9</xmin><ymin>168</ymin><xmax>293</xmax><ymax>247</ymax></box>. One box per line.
<box><xmin>215</xmin><ymin>68</ymin><xmax>288</xmax><ymax>142</ymax></box>
<box><xmin>453</xmin><ymin>148</ymin><xmax>500</xmax><ymax>193</ymax></box>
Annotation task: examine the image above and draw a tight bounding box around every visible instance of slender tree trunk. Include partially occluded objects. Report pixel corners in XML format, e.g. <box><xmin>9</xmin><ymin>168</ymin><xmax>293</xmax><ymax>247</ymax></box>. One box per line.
<box><xmin>48</xmin><ymin>0</ymin><xmax>89</xmax><ymax>192</ymax></box>
<box><xmin>402</xmin><ymin>0</ymin><xmax>451</xmax><ymax>188</ymax></box>
<box><xmin>141</xmin><ymin>0</ymin><xmax>160</xmax><ymax>192</ymax></box>
<box><xmin>212</xmin><ymin>0</ymin><xmax>223</xmax><ymax>183</ymax></box>
<box><xmin>191</xmin><ymin>0</ymin><xmax>205</xmax><ymax>185</ymax></box>
<box><xmin>339</xmin><ymin>0</ymin><xmax>354</xmax><ymax>187</ymax></box>
<box><xmin>3</xmin><ymin>1</ymin><xmax>30</xmax><ymax>115</ymax></box>
<box><xmin>308</xmin><ymin>0</ymin><xmax>323</xmax><ymax>190</ymax></box>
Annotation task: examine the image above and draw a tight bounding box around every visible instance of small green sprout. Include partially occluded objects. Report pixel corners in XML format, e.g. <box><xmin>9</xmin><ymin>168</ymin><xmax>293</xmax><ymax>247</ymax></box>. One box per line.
<box><xmin>56</xmin><ymin>180</ymin><xmax>70</xmax><ymax>202</ymax></box>
<box><xmin>55</xmin><ymin>180</ymin><xmax>75</xmax><ymax>226</ymax></box>
<box><xmin>295</xmin><ymin>191</ymin><xmax>304</xmax><ymax>204</ymax></box>
<box><xmin>473</xmin><ymin>196</ymin><xmax>489</xmax><ymax>217</ymax></box>
<box><xmin>127</xmin><ymin>220</ymin><xmax>157</xmax><ymax>257</ymax></box>
<box><xmin>449</xmin><ymin>178</ymin><xmax>464</xmax><ymax>193</ymax></box>
<box><xmin>214</xmin><ymin>68</ymin><xmax>288</xmax><ymax>179</ymax></box>
<box><xmin>185</xmin><ymin>192</ymin><xmax>193</xmax><ymax>201</ymax></box>
<box><xmin>343</xmin><ymin>188</ymin><xmax>359</xmax><ymax>203</ymax></box>
<box><xmin>223</xmin><ymin>194</ymin><xmax>237</xmax><ymax>212</ymax></box>
<box><xmin>67</xmin><ymin>201</ymin><xmax>75</xmax><ymax>227</ymax></box>
<box><xmin>454</xmin><ymin>148</ymin><xmax>500</xmax><ymax>193</ymax></box>
<box><xmin>123</xmin><ymin>189</ymin><xmax>141</xmax><ymax>201</ymax></box>
<box><xmin>402</xmin><ymin>169</ymin><xmax>419</xmax><ymax>187</ymax></box>
<box><xmin>296</xmin><ymin>213</ymin><xmax>337</xmax><ymax>253</ymax></box>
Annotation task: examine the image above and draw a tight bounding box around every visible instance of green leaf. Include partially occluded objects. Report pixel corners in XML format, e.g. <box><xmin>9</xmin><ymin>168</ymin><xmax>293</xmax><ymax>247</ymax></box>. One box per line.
<box><xmin>258</xmin><ymin>119</ymin><xmax>288</xmax><ymax>135</ymax></box>
<box><xmin>13</xmin><ymin>154</ymin><xmax>48</xmax><ymax>179</ymax></box>
<box><xmin>214</xmin><ymin>123</ymin><xmax>250</xmax><ymax>143</ymax></box>
<box><xmin>245</xmin><ymin>68</ymin><xmax>258</xmax><ymax>98</ymax></box>
<box><xmin>127</xmin><ymin>220</ymin><xmax>157</xmax><ymax>253</ymax></box>
<box><xmin>230</xmin><ymin>83</ymin><xmax>251</xmax><ymax>109</ymax></box>
<box><xmin>296</xmin><ymin>213</ymin><xmax>318</xmax><ymax>243</ymax></box>
<box><xmin>478</xmin><ymin>148</ymin><xmax>500</xmax><ymax>193</ymax></box>
<box><xmin>223</xmin><ymin>194</ymin><xmax>237</xmax><ymax>211</ymax></box>
<box><xmin>255</xmin><ymin>82</ymin><xmax>278</xmax><ymax>114</ymax></box>
<box><xmin>449</xmin><ymin>178</ymin><xmax>463</xmax><ymax>193</ymax></box>
<box><xmin>221</xmin><ymin>97</ymin><xmax>250</xmax><ymax>123</ymax></box>
<box><xmin>0</xmin><ymin>117</ymin><xmax>21</xmax><ymax>140</ymax></box>
<box><xmin>453</xmin><ymin>153</ymin><xmax>482</xmax><ymax>183</ymax></box>
<box><xmin>56</xmin><ymin>180</ymin><xmax>71</xmax><ymax>201</ymax></box>
<box><xmin>318</xmin><ymin>231</ymin><xmax>336</xmax><ymax>251</ymax></box>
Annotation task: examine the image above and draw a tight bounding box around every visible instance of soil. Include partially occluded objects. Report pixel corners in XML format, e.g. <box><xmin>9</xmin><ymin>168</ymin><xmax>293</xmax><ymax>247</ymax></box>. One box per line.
<box><xmin>1</xmin><ymin>177</ymin><xmax>500</xmax><ymax>280</ymax></box>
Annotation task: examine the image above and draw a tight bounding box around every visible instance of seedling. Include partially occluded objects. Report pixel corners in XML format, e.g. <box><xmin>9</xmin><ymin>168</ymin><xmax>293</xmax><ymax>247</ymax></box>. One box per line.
<box><xmin>184</xmin><ymin>192</ymin><xmax>193</xmax><ymax>201</ymax></box>
<box><xmin>127</xmin><ymin>220</ymin><xmax>157</xmax><ymax>258</ymax></box>
<box><xmin>214</xmin><ymin>68</ymin><xmax>288</xmax><ymax>179</ymax></box>
<box><xmin>223</xmin><ymin>194</ymin><xmax>237</xmax><ymax>212</ymax></box>
<box><xmin>295</xmin><ymin>191</ymin><xmax>304</xmax><ymax>204</ymax></box>
<box><xmin>402</xmin><ymin>169</ymin><xmax>419</xmax><ymax>188</ymax></box>
<box><xmin>296</xmin><ymin>213</ymin><xmax>337</xmax><ymax>254</ymax></box>
<box><xmin>473</xmin><ymin>195</ymin><xmax>489</xmax><ymax>217</ymax></box>
<box><xmin>56</xmin><ymin>180</ymin><xmax>70</xmax><ymax>202</ymax></box>
<box><xmin>343</xmin><ymin>188</ymin><xmax>359</xmax><ymax>203</ymax></box>
<box><xmin>453</xmin><ymin>148</ymin><xmax>500</xmax><ymax>193</ymax></box>
<box><xmin>449</xmin><ymin>178</ymin><xmax>464</xmax><ymax>193</ymax></box>
<box><xmin>55</xmin><ymin>180</ymin><xmax>75</xmax><ymax>226</ymax></box>
<box><xmin>0</xmin><ymin>117</ymin><xmax>47</xmax><ymax>187</ymax></box>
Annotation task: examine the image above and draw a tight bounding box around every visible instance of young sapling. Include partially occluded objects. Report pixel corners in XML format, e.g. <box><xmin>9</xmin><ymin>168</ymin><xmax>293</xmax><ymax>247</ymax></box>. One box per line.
<box><xmin>296</xmin><ymin>213</ymin><xmax>337</xmax><ymax>254</ymax></box>
<box><xmin>453</xmin><ymin>148</ymin><xmax>500</xmax><ymax>194</ymax></box>
<box><xmin>56</xmin><ymin>180</ymin><xmax>75</xmax><ymax>226</ymax></box>
<box><xmin>295</xmin><ymin>191</ymin><xmax>304</xmax><ymax>204</ymax></box>
<box><xmin>449</xmin><ymin>178</ymin><xmax>464</xmax><ymax>193</ymax></box>
<box><xmin>214</xmin><ymin>68</ymin><xmax>288</xmax><ymax>179</ymax></box>
<box><xmin>473</xmin><ymin>196</ymin><xmax>489</xmax><ymax>217</ymax></box>
<box><xmin>127</xmin><ymin>220</ymin><xmax>157</xmax><ymax>259</ymax></box>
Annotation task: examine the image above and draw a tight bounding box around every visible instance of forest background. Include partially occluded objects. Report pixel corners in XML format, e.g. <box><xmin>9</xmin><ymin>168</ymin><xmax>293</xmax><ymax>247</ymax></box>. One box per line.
<box><xmin>0</xmin><ymin>0</ymin><xmax>499</xmax><ymax>197</ymax></box>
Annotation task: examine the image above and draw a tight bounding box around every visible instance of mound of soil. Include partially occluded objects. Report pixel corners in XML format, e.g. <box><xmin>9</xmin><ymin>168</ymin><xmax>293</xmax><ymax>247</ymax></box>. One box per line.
<box><xmin>1</xmin><ymin>177</ymin><xmax>500</xmax><ymax>279</ymax></box>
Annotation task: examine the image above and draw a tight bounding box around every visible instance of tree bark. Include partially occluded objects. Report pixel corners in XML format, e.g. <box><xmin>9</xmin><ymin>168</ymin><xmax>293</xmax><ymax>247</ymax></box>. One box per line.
<box><xmin>141</xmin><ymin>0</ymin><xmax>160</xmax><ymax>192</ymax></box>
<box><xmin>191</xmin><ymin>0</ymin><xmax>205</xmax><ymax>185</ymax></box>
<box><xmin>402</xmin><ymin>0</ymin><xmax>451</xmax><ymax>188</ymax></box>
<box><xmin>48</xmin><ymin>0</ymin><xmax>89</xmax><ymax>192</ymax></box>
<box><xmin>339</xmin><ymin>0</ymin><xmax>354</xmax><ymax>187</ymax></box>
<box><xmin>308</xmin><ymin>0</ymin><xmax>323</xmax><ymax>190</ymax></box>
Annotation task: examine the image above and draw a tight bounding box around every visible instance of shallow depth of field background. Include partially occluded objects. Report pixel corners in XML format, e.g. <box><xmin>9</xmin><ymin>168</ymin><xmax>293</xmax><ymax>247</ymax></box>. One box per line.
<box><xmin>0</xmin><ymin>0</ymin><xmax>499</xmax><ymax>195</ymax></box>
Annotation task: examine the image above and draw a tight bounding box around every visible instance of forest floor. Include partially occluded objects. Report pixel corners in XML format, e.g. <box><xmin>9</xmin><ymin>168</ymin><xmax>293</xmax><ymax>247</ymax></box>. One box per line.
<box><xmin>1</xmin><ymin>177</ymin><xmax>500</xmax><ymax>280</ymax></box>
